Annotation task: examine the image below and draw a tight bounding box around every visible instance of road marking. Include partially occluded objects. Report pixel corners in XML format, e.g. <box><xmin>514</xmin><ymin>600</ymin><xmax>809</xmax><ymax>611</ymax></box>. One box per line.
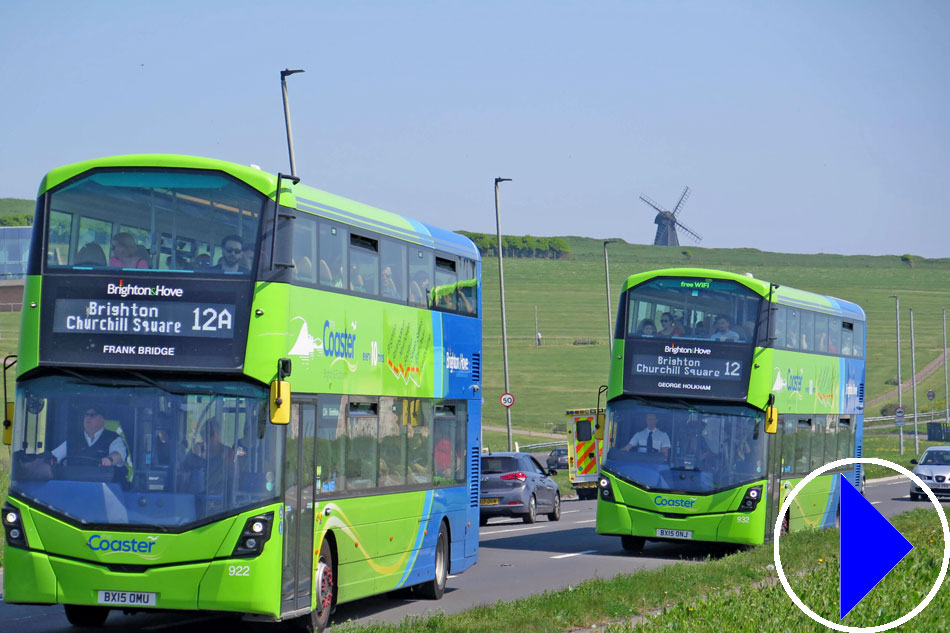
<box><xmin>871</xmin><ymin>500</ymin><xmax>884</xmax><ymax>505</ymax></box>
<box><xmin>481</xmin><ymin>525</ymin><xmax>548</xmax><ymax>536</ymax></box>
<box><xmin>448</xmin><ymin>574</ymin><xmax>459</xmax><ymax>579</ymax></box>
<box><xmin>562</xmin><ymin>510</ymin><xmax>580</xmax><ymax>514</ymax></box>
<box><xmin>574</xmin><ymin>519</ymin><xmax>596</xmax><ymax>524</ymax></box>
<box><xmin>550</xmin><ymin>549</ymin><xmax>597</xmax><ymax>559</ymax></box>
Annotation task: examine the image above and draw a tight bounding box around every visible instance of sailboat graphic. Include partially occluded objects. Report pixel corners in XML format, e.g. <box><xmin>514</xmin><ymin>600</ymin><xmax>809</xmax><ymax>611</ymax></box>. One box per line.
<box><xmin>289</xmin><ymin>317</ymin><xmax>323</xmax><ymax>360</ymax></box>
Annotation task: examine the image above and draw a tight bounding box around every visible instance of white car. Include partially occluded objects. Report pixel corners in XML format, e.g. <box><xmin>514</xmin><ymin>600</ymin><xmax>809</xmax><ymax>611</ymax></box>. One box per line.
<box><xmin>910</xmin><ymin>446</ymin><xmax>950</xmax><ymax>501</ymax></box>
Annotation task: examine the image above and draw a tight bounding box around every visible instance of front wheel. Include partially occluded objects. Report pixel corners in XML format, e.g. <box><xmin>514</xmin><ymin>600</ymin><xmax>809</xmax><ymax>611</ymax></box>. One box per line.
<box><xmin>298</xmin><ymin>538</ymin><xmax>335</xmax><ymax>632</ymax></box>
<box><xmin>548</xmin><ymin>493</ymin><xmax>561</xmax><ymax>521</ymax></box>
<box><xmin>620</xmin><ymin>535</ymin><xmax>645</xmax><ymax>552</ymax></box>
<box><xmin>910</xmin><ymin>492</ymin><xmax>923</xmax><ymax>501</ymax></box>
<box><xmin>64</xmin><ymin>605</ymin><xmax>109</xmax><ymax>627</ymax></box>
<box><xmin>416</xmin><ymin>522</ymin><xmax>448</xmax><ymax>600</ymax></box>
<box><xmin>523</xmin><ymin>495</ymin><xmax>537</xmax><ymax>524</ymax></box>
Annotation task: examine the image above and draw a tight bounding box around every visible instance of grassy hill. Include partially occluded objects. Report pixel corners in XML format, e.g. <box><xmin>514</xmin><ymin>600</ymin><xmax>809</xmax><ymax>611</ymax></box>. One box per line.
<box><xmin>0</xmin><ymin>198</ymin><xmax>34</xmax><ymax>217</ymax></box>
<box><xmin>480</xmin><ymin>237</ymin><xmax>950</xmax><ymax>434</ymax></box>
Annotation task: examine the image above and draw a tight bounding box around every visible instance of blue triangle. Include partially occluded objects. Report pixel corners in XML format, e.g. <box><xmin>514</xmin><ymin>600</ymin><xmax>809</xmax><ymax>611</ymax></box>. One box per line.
<box><xmin>839</xmin><ymin>473</ymin><xmax>914</xmax><ymax>620</ymax></box>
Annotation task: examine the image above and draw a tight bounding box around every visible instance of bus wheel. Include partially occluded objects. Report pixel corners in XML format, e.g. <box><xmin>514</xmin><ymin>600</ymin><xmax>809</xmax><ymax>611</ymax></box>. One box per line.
<box><xmin>307</xmin><ymin>539</ymin><xmax>334</xmax><ymax>632</ymax></box>
<box><xmin>416</xmin><ymin>522</ymin><xmax>448</xmax><ymax>600</ymax></box>
<box><xmin>64</xmin><ymin>605</ymin><xmax>109</xmax><ymax>627</ymax></box>
<box><xmin>548</xmin><ymin>493</ymin><xmax>561</xmax><ymax>521</ymax></box>
<box><xmin>523</xmin><ymin>495</ymin><xmax>537</xmax><ymax>524</ymax></box>
<box><xmin>621</xmin><ymin>535</ymin><xmax>645</xmax><ymax>552</ymax></box>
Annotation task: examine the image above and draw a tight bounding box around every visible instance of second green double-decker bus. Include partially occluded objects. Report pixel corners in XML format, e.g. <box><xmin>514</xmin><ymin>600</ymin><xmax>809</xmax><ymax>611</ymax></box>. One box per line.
<box><xmin>596</xmin><ymin>268</ymin><xmax>865</xmax><ymax>550</ymax></box>
<box><xmin>2</xmin><ymin>155</ymin><xmax>482</xmax><ymax>631</ymax></box>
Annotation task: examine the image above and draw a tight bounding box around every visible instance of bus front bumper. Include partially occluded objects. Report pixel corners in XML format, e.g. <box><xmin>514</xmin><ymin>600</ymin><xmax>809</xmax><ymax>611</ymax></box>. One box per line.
<box><xmin>3</xmin><ymin>547</ymin><xmax>280</xmax><ymax>616</ymax></box>
<box><xmin>595</xmin><ymin>498</ymin><xmax>765</xmax><ymax>546</ymax></box>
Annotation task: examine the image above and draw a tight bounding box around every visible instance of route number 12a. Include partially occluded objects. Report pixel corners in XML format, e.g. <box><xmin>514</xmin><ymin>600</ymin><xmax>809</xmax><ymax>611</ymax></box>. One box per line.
<box><xmin>192</xmin><ymin>307</ymin><xmax>233</xmax><ymax>332</ymax></box>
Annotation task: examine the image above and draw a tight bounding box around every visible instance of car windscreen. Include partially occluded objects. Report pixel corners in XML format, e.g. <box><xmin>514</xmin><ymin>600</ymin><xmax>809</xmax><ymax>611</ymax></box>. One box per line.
<box><xmin>921</xmin><ymin>451</ymin><xmax>950</xmax><ymax>466</ymax></box>
<box><xmin>482</xmin><ymin>456</ymin><xmax>519</xmax><ymax>474</ymax></box>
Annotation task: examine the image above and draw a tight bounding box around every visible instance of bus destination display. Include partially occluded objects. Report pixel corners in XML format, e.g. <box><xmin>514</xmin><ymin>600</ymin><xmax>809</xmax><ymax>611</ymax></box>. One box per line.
<box><xmin>625</xmin><ymin>338</ymin><xmax>751</xmax><ymax>400</ymax></box>
<box><xmin>40</xmin><ymin>277</ymin><xmax>251</xmax><ymax>370</ymax></box>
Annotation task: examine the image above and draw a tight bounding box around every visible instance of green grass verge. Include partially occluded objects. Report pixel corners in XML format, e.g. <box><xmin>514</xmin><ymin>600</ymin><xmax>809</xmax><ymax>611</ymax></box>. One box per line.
<box><xmin>338</xmin><ymin>509</ymin><xmax>945</xmax><ymax>633</ymax></box>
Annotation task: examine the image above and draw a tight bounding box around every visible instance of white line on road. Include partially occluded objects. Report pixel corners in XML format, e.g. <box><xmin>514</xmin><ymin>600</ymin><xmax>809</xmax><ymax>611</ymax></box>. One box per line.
<box><xmin>550</xmin><ymin>550</ymin><xmax>597</xmax><ymax>559</ymax></box>
<box><xmin>481</xmin><ymin>525</ymin><xmax>548</xmax><ymax>536</ymax></box>
<box><xmin>574</xmin><ymin>519</ymin><xmax>597</xmax><ymax>524</ymax></box>
<box><xmin>562</xmin><ymin>510</ymin><xmax>580</xmax><ymax>514</ymax></box>
<box><xmin>871</xmin><ymin>501</ymin><xmax>884</xmax><ymax>505</ymax></box>
<box><xmin>448</xmin><ymin>574</ymin><xmax>459</xmax><ymax>579</ymax></box>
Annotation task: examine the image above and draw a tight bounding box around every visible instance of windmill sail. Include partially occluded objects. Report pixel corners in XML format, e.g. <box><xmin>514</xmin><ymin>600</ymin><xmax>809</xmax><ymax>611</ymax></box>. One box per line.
<box><xmin>640</xmin><ymin>187</ymin><xmax>702</xmax><ymax>246</ymax></box>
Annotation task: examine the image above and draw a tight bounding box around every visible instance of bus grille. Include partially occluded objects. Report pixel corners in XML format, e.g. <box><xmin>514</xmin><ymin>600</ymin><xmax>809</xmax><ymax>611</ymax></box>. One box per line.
<box><xmin>470</xmin><ymin>445</ymin><xmax>480</xmax><ymax>507</ymax></box>
<box><xmin>471</xmin><ymin>353</ymin><xmax>481</xmax><ymax>382</ymax></box>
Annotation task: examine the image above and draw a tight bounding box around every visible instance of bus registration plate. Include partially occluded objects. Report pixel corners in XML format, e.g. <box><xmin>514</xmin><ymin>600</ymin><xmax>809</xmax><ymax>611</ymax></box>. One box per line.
<box><xmin>481</xmin><ymin>498</ymin><xmax>499</xmax><ymax>506</ymax></box>
<box><xmin>97</xmin><ymin>591</ymin><xmax>157</xmax><ymax>606</ymax></box>
<box><xmin>656</xmin><ymin>528</ymin><xmax>692</xmax><ymax>540</ymax></box>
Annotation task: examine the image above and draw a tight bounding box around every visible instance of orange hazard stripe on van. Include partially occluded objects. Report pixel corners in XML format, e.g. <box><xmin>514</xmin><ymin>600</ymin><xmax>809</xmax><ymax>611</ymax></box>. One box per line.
<box><xmin>576</xmin><ymin>440</ymin><xmax>596</xmax><ymax>474</ymax></box>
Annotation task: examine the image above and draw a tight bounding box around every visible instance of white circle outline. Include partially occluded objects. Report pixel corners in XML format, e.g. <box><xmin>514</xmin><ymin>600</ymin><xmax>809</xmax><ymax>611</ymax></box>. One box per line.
<box><xmin>772</xmin><ymin>457</ymin><xmax>950</xmax><ymax>632</ymax></box>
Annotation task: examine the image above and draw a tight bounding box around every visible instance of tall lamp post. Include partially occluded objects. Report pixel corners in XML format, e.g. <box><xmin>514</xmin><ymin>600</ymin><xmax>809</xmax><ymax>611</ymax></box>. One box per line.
<box><xmin>603</xmin><ymin>240</ymin><xmax>618</xmax><ymax>353</ymax></box>
<box><xmin>280</xmin><ymin>68</ymin><xmax>305</xmax><ymax>178</ymax></box>
<box><xmin>910</xmin><ymin>307</ymin><xmax>920</xmax><ymax>454</ymax></box>
<box><xmin>494</xmin><ymin>178</ymin><xmax>513</xmax><ymax>450</ymax></box>
<box><xmin>891</xmin><ymin>295</ymin><xmax>903</xmax><ymax>454</ymax></box>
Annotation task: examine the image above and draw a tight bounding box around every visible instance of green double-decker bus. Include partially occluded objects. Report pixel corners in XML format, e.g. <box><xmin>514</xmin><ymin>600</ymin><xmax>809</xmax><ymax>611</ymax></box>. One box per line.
<box><xmin>1</xmin><ymin>155</ymin><xmax>483</xmax><ymax>631</ymax></box>
<box><xmin>596</xmin><ymin>268</ymin><xmax>865</xmax><ymax>550</ymax></box>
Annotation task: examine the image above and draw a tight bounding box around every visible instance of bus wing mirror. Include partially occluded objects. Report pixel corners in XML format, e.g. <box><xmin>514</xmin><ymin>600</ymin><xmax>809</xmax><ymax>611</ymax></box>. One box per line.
<box><xmin>594</xmin><ymin>412</ymin><xmax>605</xmax><ymax>441</ymax></box>
<box><xmin>2</xmin><ymin>403</ymin><xmax>12</xmax><ymax>446</ymax></box>
<box><xmin>270</xmin><ymin>380</ymin><xmax>291</xmax><ymax>425</ymax></box>
<box><xmin>765</xmin><ymin>404</ymin><xmax>778</xmax><ymax>434</ymax></box>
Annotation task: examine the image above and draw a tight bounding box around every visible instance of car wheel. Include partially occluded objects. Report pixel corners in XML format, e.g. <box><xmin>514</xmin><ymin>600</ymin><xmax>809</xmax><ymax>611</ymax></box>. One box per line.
<box><xmin>523</xmin><ymin>495</ymin><xmax>537</xmax><ymax>524</ymax></box>
<box><xmin>620</xmin><ymin>535</ymin><xmax>645</xmax><ymax>552</ymax></box>
<box><xmin>910</xmin><ymin>492</ymin><xmax>922</xmax><ymax>501</ymax></box>
<box><xmin>416</xmin><ymin>522</ymin><xmax>448</xmax><ymax>600</ymax></box>
<box><xmin>479</xmin><ymin>515</ymin><xmax>488</xmax><ymax>526</ymax></box>
<box><xmin>548</xmin><ymin>493</ymin><xmax>561</xmax><ymax>521</ymax></box>
<box><xmin>64</xmin><ymin>605</ymin><xmax>109</xmax><ymax>628</ymax></box>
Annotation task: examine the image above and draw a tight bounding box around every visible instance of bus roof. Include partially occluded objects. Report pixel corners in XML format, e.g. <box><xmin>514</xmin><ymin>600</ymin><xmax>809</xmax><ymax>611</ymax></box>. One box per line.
<box><xmin>621</xmin><ymin>268</ymin><xmax>865</xmax><ymax>321</ymax></box>
<box><xmin>38</xmin><ymin>154</ymin><xmax>479</xmax><ymax>261</ymax></box>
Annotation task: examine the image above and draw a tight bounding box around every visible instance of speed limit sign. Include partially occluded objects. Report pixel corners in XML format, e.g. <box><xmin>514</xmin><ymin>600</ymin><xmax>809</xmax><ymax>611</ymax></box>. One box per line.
<box><xmin>500</xmin><ymin>393</ymin><xmax>514</xmax><ymax>408</ymax></box>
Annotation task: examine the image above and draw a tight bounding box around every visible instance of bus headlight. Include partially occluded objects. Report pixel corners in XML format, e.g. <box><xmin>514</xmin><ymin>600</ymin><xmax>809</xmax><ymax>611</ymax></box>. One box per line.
<box><xmin>599</xmin><ymin>474</ymin><xmax>616</xmax><ymax>503</ymax></box>
<box><xmin>232</xmin><ymin>512</ymin><xmax>274</xmax><ymax>558</ymax></box>
<box><xmin>2</xmin><ymin>503</ymin><xmax>27</xmax><ymax>549</ymax></box>
<box><xmin>738</xmin><ymin>486</ymin><xmax>763</xmax><ymax>512</ymax></box>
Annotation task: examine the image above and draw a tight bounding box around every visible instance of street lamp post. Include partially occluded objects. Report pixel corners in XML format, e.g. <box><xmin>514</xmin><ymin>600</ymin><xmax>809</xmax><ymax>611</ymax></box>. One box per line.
<box><xmin>910</xmin><ymin>307</ymin><xmax>919</xmax><ymax>454</ymax></box>
<box><xmin>280</xmin><ymin>68</ymin><xmax>305</xmax><ymax>178</ymax></box>
<box><xmin>494</xmin><ymin>178</ymin><xmax>513</xmax><ymax>450</ymax></box>
<box><xmin>603</xmin><ymin>240</ymin><xmax>616</xmax><ymax>353</ymax></box>
<box><xmin>891</xmin><ymin>295</ymin><xmax>903</xmax><ymax>454</ymax></box>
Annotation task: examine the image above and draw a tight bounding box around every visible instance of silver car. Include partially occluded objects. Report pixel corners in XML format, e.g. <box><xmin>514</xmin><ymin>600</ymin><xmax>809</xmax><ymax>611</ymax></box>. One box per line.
<box><xmin>910</xmin><ymin>446</ymin><xmax>950</xmax><ymax>500</ymax></box>
<box><xmin>480</xmin><ymin>452</ymin><xmax>561</xmax><ymax>525</ymax></box>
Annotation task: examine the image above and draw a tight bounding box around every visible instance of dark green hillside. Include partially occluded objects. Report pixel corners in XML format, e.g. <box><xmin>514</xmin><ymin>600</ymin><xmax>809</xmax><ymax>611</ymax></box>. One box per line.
<box><xmin>481</xmin><ymin>237</ymin><xmax>950</xmax><ymax>434</ymax></box>
<box><xmin>0</xmin><ymin>198</ymin><xmax>34</xmax><ymax>225</ymax></box>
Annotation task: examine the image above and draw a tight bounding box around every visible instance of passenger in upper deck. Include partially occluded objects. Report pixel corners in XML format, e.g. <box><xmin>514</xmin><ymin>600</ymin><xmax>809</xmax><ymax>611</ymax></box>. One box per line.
<box><xmin>211</xmin><ymin>235</ymin><xmax>250</xmax><ymax>273</ymax></box>
<box><xmin>109</xmin><ymin>233</ymin><xmax>148</xmax><ymax>269</ymax></box>
<box><xmin>636</xmin><ymin>319</ymin><xmax>657</xmax><ymax>336</ymax></box>
<box><xmin>708</xmin><ymin>316</ymin><xmax>741</xmax><ymax>342</ymax></box>
<box><xmin>658</xmin><ymin>312</ymin><xmax>684</xmax><ymax>337</ymax></box>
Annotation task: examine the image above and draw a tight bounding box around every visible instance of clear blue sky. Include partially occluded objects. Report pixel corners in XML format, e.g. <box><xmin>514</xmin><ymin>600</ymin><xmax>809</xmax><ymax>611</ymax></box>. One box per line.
<box><xmin>2</xmin><ymin>2</ymin><xmax>948</xmax><ymax>257</ymax></box>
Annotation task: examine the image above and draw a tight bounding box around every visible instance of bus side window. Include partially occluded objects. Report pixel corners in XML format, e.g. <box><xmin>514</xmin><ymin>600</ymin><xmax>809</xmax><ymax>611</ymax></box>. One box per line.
<box><xmin>786</xmin><ymin>310</ymin><xmax>800</xmax><ymax>350</ymax></box>
<box><xmin>828</xmin><ymin>318</ymin><xmax>841</xmax><ymax>354</ymax></box>
<box><xmin>316</xmin><ymin>395</ymin><xmax>346</xmax><ymax>494</ymax></box>
<box><xmin>800</xmin><ymin>311</ymin><xmax>814</xmax><ymax>351</ymax></box>
<box><xmin>345</xmin><ymin>399</ymin><xmax>378</xmax><ymax>490</ymax></box>
<box><xmin>780</xmin><ymin>416</ymin><xmax>795</xmax><ymax>473</ymax></box>
<box><xmin>794</xmin><ymin>419</ymin><xmax>812</xmax><ymax>474</ymax></box>
<box><xmin>458</xmin><ymin>258</ymin><xmax>478</xmax><ymax>316</ymax></box>
<box><xmin>852</xmin><ymin>322</ymin><xmax>864</xmax><ymax>357</ymax></box>
<box><xmin>809</xmin><ymin>418</ymin><xmax>823</xmax><ymax>471</ymax></box>
<box><xmin>837</xmin><ymin>417</ymin><xmax>852</xmax><ymax>460</ymax></box>
<box><xmin>377</xmin><ymin>396</ymin><xmax>406</xmax><ymax>487</ymax></box>
<box><xmin>292</xmin><ymin>214</ymin><xmax>317</xmax><ymax>284</ymax></box>
<box><xmin>814</xmin><ymin>313</ymin><xmax>829</xmax><ymax>353</ymax></box>
<box><xmin>841</xmin><ymin>322</ymin><xmax>854</xmax><ymax>356</ymax></box>
<box><xmin>319</xmin><ymin>222</ymin><xmax>347</xmax><ymax>289</ymax></box>
<box><xmin>821</xmin><ymin>415</ymin><xmax>836</xmax><ymax>466</ymax></box>
<box><xmin>380</xmin><ymin>239</ymin><xmax>407</xmax><ymax>302</ymax></box>
<box><xmin>773</xmin><ymin>306</ymin><xmax>786</xmax><ymax>349</ymax></box>
<box><xmin>405</xmin><ymin>399</ymin><xmax>433</xmax><ymax>485</ymax></box>
<box><xmin>409</xmin><ymin>248</ymin><xmax>433</xmax><ymax>307</ymax></box>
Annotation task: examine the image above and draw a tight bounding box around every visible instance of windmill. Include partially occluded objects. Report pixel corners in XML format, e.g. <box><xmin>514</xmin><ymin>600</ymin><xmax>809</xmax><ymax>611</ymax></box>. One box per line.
<box><xmin>639</xmin><ymin>186</ymin><xmax>703</xmax><ymax>247</ymax></box>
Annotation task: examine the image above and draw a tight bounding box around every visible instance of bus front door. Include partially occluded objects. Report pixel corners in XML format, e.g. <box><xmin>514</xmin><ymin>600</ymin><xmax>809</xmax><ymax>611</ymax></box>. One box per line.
<box><xmin>282</xmin><ymin>401</ymin><xmax>316</xmax><ymax>614</ymax></box>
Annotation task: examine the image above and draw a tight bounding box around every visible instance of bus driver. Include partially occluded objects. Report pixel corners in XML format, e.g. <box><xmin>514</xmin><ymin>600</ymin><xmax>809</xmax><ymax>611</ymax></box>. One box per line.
<box><xmin>622</xmin><ymin>413</ymin><xmax>671</xmax><ymax>457</ymax></box>
<box><xmin>51</xmin><ymin>407</ymin><xmax>127</xmax><ymax>467</ymax></box>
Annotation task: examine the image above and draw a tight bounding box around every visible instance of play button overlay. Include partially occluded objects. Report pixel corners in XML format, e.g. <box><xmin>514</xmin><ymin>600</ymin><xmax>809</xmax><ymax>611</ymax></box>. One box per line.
<box><xmin>773</xmin><ymin>457</ymin><xmax>950</xmax><ymax>632</ymax></box>
<box><xmin>839</xmin><ymin>473</ymin><xmax>913</xmax><ymax>619</ymax></box>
